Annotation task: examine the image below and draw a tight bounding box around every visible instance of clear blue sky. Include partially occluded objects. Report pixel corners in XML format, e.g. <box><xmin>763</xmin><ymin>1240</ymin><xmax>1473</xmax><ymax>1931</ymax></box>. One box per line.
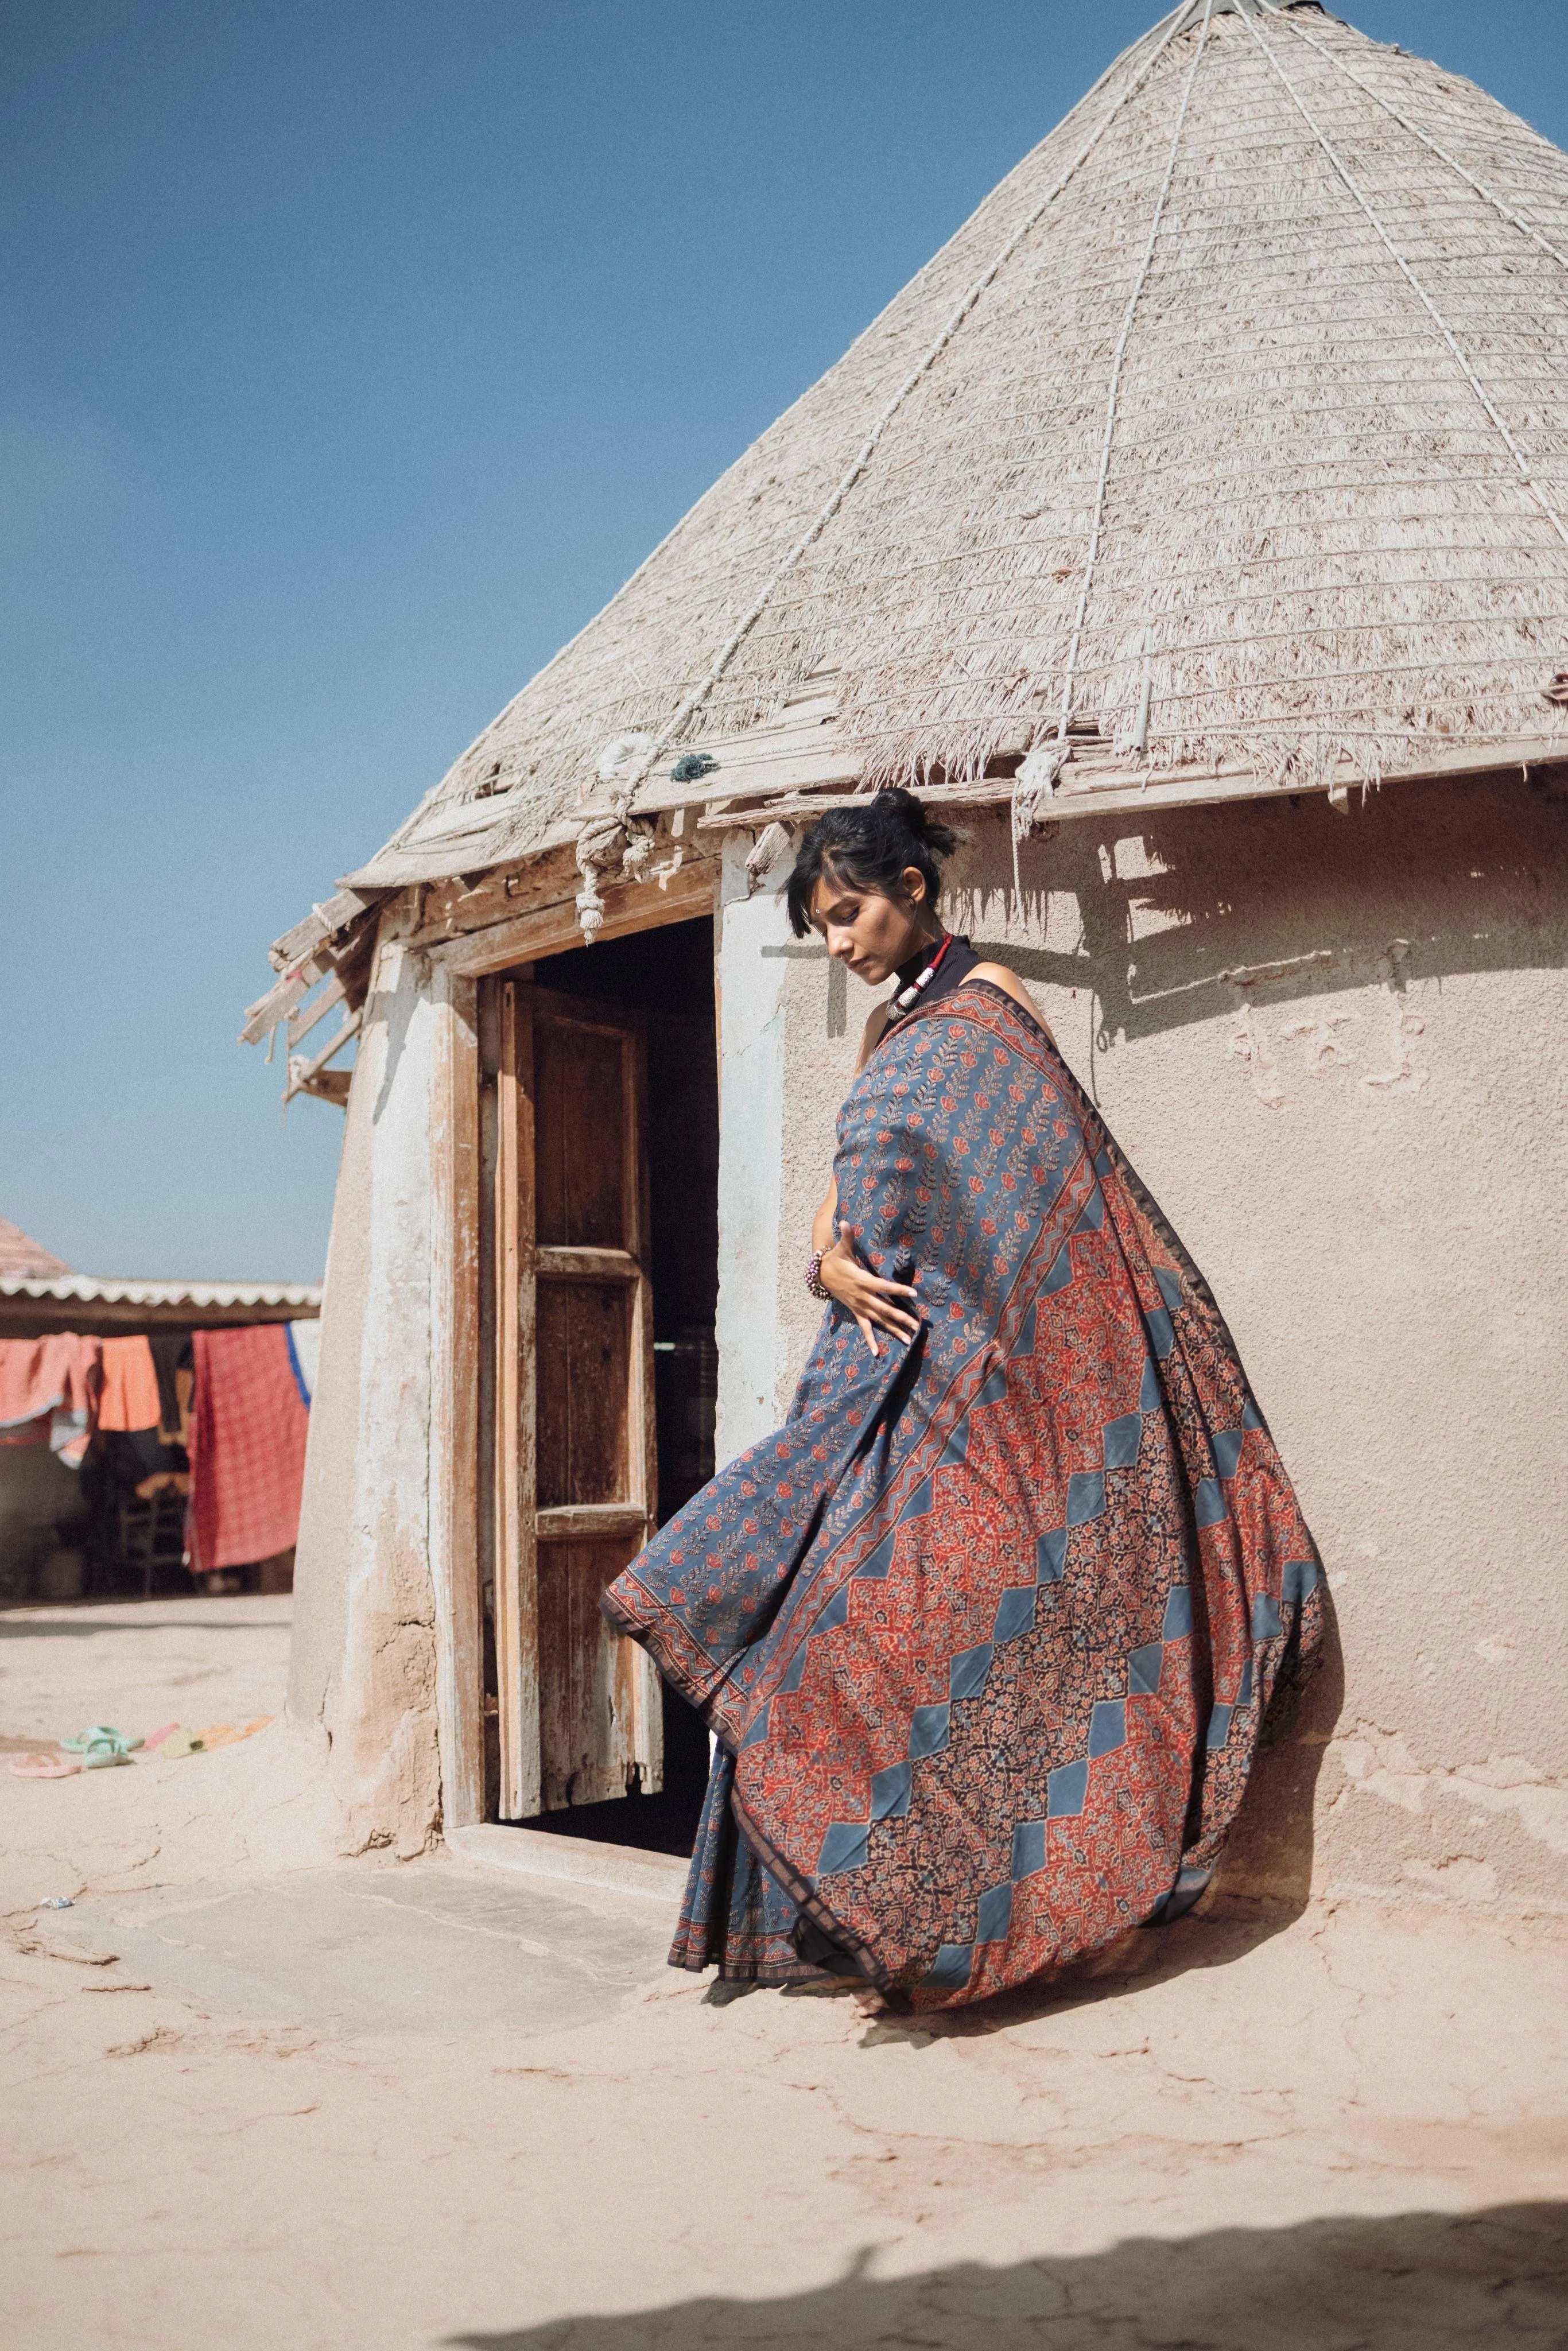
<box><xmin>2</xmin><ymin>0</ymin><xmax>1562</xmax><ymax>1281</ymax></box>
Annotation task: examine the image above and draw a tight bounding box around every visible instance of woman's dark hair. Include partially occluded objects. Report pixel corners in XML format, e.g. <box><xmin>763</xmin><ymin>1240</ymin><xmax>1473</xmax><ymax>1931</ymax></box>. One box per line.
<box><xmin>784</xmin><ymin>787</ymin><xmax>958</xmax><ymax>938</ymax></box>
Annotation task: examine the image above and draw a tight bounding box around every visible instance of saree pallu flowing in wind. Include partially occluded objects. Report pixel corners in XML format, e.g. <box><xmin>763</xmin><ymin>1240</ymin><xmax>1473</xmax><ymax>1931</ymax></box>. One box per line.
<box><xmin>604</xmin><ymin>980</ymin><xmax>1322</xmax><ymax>2011</ymax></box>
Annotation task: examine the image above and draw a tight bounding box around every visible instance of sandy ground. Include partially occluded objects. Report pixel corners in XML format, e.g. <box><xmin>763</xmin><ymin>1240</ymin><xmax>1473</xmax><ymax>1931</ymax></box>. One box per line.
<box><xmin>0</xmin><ymin>1593</ymin><xmax>294</xmax><ymax>1753</ymax></box>
<box><xmin>2</xmin><ymin>1600</ymin><xmax>1566</xmax><ymax>2350</ymax></box>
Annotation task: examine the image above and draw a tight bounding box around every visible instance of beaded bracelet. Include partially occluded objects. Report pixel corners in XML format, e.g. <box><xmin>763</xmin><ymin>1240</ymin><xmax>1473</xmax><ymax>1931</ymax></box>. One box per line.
<box><xmin>805</xmin><ymin>1250</ymin><xmax>832</xmax><ymax>1302</ymax></box>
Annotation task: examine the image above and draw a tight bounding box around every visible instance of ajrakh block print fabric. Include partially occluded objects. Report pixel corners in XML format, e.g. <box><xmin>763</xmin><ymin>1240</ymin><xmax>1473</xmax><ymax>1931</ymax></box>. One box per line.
<box><xmin>604</xmin><ymin>980</ymin><xmax>1322</xmax><ymax>2011</ymax></box>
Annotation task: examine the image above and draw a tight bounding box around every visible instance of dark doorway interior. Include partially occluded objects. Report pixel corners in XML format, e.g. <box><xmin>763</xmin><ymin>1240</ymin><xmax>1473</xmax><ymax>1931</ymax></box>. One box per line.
<box><xmin>498</xmin><ymin>914</ymin><xmax>718</xmax><ymax>1857</ymax></box>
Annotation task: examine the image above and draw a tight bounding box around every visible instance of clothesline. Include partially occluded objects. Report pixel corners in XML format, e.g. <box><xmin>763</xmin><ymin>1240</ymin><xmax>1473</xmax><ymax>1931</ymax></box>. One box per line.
<box><xmin>0</xmin><ymin>1322</ymin><xmax>319</xmax><ymax>1593</ymax></box>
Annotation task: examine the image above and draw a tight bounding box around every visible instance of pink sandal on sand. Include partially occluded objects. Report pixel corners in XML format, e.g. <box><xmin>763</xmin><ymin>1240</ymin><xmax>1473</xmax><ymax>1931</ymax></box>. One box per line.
<box><xmin>8</xmin><ymin>1754</ymin><xmax>80</xmax><ymax>1779</ymax></box>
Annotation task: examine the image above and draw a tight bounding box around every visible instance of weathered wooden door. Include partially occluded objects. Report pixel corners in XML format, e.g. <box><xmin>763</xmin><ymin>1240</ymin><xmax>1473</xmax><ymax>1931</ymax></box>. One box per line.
<box><xmin>491</xmin><ymin>980</ymin><xmax>663</xmax><ymax>1819</ymax></box>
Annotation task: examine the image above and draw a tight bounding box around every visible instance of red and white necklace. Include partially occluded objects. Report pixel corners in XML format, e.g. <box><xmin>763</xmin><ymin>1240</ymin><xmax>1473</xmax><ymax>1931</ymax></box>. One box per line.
<box><xmin>887</xmin><ymin>930</ymin><xmax>953</xmax><ymax>1018</ymax></box>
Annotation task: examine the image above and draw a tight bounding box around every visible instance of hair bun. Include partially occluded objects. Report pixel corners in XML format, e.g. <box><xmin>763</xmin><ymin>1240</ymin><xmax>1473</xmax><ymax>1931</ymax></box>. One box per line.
<box><xmin>870</xmin><ymin>786</ymin><xmax>957</xmax><ymax>858</ymax></box>
<box><xmin>870</xmin><ymin>784</ymin><xmax>924</xmax><ymax>828</ymax></box>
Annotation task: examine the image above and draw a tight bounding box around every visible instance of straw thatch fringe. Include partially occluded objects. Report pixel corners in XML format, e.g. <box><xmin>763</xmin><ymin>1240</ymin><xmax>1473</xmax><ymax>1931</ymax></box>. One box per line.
<box><xmin>343</xmin><ymin>1</ymin><xmax>1568</xmax><ymax>898</ymax></box>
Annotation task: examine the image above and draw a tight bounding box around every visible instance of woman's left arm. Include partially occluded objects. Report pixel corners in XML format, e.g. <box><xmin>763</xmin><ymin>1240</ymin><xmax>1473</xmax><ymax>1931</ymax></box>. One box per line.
<box><xmin>811</xmin><ymin>1001</ymin><xmax>923</xmax><ymax>1353</ymax></box>
<box><xmin>812</xmin><ymin>1174</ymin><xmax>837</xmax><ymax>1256</ymax></box>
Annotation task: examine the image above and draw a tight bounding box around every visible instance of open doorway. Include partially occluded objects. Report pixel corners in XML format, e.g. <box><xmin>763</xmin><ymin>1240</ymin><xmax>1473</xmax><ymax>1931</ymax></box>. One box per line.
<box><xmin>477</xmin><ymin>914</ymin><xmax>717</xmax><ymax>1856</ymax></box>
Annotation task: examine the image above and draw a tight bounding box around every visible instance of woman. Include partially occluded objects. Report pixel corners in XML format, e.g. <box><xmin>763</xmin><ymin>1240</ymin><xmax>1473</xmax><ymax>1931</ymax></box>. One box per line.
<box><xmin>799</xmin><ymin>793</ymin><xmax>1046</xmax><ymax>1363</ymax></box>
<box><xmin>604</xmin><ymin>790</ymin><xmax>1321</xmax><ymax>2012</ymax></box>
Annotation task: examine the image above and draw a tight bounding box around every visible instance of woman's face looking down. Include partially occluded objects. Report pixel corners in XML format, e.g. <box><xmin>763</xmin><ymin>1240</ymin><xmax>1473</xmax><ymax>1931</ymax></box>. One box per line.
<box><xmin>808</xmin><ymin>861</ymin><xmax>938</xmax><ymax>986</ymax></box>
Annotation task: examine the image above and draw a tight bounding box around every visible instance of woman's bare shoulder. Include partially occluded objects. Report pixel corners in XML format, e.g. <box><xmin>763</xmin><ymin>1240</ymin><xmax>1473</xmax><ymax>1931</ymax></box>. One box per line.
<box><xmin>970</xmin><ymin>961</ymin><xmax>1053</xmax><ymax>1039</ymax></box>
<box><xmin>855</xmin><ymin>1000</ymin><xmax>891</xmax><ymax>1073</ymax></box>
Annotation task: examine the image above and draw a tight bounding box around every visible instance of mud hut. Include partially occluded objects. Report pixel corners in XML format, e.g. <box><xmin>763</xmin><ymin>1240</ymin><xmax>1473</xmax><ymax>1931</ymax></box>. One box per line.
<box><xmin>249</xmin><ymin>0</ymin><xmax>1568</xmax><ymax>1916</ymax></box>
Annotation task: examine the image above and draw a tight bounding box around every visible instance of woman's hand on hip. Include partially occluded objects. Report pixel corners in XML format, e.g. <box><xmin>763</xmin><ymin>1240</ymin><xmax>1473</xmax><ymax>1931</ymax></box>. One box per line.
<box><xmin>820</xmin><ymin>1238</ymin><xmax>921</xmax><ymax>1356</ymax></box>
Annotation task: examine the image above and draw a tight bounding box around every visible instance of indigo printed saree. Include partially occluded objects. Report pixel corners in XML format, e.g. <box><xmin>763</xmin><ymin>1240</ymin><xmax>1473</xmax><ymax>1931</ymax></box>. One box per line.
<box><xmin>603</xmin><ymin>980</ymin><xmax>1322</xmax><ymax>2011</ymax></box>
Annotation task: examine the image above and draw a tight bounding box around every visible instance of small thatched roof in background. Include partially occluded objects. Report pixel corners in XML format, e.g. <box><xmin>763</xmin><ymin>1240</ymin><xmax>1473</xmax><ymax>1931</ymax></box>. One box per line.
<box><xmin>343</xmin><ymin>0</ymin><xmax>1568</xmax><ymax>897</ymax></box>
<box><xmin>0</xmin><ymin>1216</ymin><xmax>72</xmax><ymax>1281</ymax></box>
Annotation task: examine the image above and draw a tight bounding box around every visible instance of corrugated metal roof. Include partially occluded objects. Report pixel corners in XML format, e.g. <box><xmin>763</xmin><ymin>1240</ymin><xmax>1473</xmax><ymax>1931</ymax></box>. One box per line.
<box><xmin>0</xmin><ymin>1275</ymin><xmax>322</xmax><ymax>1337</ymax></box>
<box><xmin>0</xmin><ymin>1275</ymin><xmax>320</xmax><ymax>1310</ymax></box>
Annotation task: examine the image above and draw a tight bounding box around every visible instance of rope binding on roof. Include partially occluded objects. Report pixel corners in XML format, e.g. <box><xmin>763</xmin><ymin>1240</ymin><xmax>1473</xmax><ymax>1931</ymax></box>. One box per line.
<box><xmin>566</xmin><ymin>0</ymin><xmax>1196</xmax><ymax>934</ymax></box>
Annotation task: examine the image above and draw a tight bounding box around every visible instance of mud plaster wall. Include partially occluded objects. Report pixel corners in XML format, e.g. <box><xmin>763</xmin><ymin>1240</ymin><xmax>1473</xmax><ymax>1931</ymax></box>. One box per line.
<box><xmin>287</xmin><ymin>924</ymin><xmax>441</xmax><ymax>1857</ymax></box>
<box><xmin>756</xmin><ymin>774</ymin><xmax>1568</xmax><ymax>1927</ymax></box>
<box><xmin>715</xmin><ymin>833</ymin><xmax>791</xmax><ymax>1467</ymax></box>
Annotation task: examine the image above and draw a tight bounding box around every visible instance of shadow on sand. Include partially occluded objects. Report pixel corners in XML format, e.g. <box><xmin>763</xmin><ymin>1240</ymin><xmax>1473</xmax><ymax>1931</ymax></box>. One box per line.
<box><xmin>447</xmin><ymin>2201</ymin><xmax>1568</xmax><ymax>2350</ymax></box>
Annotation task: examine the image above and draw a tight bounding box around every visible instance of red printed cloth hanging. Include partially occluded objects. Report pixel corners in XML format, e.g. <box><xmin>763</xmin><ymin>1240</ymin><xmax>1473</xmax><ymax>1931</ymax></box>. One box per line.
<box><xmin>189</xmin><ymin>1326</ymin><xmax>309</xmax><ymax>1571</ymax></box>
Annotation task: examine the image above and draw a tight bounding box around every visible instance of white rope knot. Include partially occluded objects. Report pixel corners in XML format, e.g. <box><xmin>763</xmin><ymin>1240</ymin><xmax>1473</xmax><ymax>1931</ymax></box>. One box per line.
<box><xmin>619</xmin><ymin>823</ymin><xmax>658</xmax><ymax>882</ymax></box>
<box><xmin>1012</xmin><ymin>744</ymin><xmax>1062</xmax><ymax>838</ymax></box>
<box><xmin>573</xmin><ymin>810</ymin><xmax>625</xmax><ymax>941</ymax></box>
<box><xmin>591</xmin><ymin>733</ymin><xmax>659</xmax><ymax>796</ymax></box>
<box><xmin>1010</xmin><ymin>743</ymin><xmax>1064</xmax><ymax>906</ymax></box>
<box><xmin>572</xmin><ymin>811</ymin><xmax>663</xmax><ymax>938</ymax></box>
<box><xmin>574</xmin><ymin>882</ymin><xmax>607</xmax><ymax>939</ymax></box>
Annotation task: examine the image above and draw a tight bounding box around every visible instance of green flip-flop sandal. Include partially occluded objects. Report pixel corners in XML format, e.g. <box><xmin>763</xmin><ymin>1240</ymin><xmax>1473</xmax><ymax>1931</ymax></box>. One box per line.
<box><xmin>60</xmin><ymin>1726</ymin><xmax>141</xmax><ymax>1770</ymax></box>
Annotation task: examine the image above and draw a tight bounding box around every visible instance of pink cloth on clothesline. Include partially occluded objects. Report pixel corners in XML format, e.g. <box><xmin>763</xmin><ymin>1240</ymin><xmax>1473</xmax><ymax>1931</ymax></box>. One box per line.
<box><xmin>98</xmin><ymin>1336</ymin><xmax>162</xmax><ymax>1433</ymax></box>
<box><xmin>0</xmin><ymin>1336</ymin><xmax>100</xmax><ymax>1462</ymax></box>
<box><xmin>189</xmin><ymin>1326</ymin><xmax>309</xmax><ymax>1572</ymax></box>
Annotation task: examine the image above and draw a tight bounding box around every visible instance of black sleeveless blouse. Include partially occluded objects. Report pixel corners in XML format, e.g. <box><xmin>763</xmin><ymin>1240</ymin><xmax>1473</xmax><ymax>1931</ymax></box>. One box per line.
<box><xmin>879</xmin><ymin>932</ymin><xmax>981</xmax><ymax>1034</ymax></box>
<box><xmin>875</xmin><ymin>934</ymin><xmax>1049</xmax><ymax>1056</ymax></box>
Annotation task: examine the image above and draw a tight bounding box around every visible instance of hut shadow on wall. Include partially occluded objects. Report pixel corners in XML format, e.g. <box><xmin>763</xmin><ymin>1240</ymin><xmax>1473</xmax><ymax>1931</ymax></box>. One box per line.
<box><xmin>969</xmin><ymin>770</ymin><xmax>1568</xmax><ymax>1064</ymax></box>
<box><xmin>445</xmin><ymin>2201</ymin><xmax>1567</xmax><ymax>2351</ymax></box>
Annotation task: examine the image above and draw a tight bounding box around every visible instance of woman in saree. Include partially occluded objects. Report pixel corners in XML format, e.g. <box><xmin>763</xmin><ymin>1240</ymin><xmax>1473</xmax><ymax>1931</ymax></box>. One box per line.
<box><xmin>604</xmin><ymin>790</ymin><xmax>1321</xmax><ymax>2012</ymax></box>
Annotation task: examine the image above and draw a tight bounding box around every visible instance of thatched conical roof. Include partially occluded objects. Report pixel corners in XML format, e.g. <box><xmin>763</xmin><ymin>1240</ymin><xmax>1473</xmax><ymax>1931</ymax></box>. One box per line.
<box><xmin>351</xmin><ymin>0</ymin><xmax>1568</xmax><ymax>896</ymax></box>
<box><xmin>0</xmin><ymin>1216</ymin><xmax>72</xmax><ymax>1280</ymax></box>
